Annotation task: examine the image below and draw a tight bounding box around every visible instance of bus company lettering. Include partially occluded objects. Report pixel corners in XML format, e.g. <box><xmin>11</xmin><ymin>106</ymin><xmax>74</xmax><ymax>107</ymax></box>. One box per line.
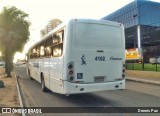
<box><xmin>110</xmin><ymin>56</ymin><xmax>122</xmax><ymax>60</ymax></box>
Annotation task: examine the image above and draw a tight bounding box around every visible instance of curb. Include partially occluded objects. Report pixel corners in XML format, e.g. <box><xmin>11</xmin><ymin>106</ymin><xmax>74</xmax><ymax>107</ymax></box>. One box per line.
<box><xmin>126</xmin><ymin>77</ymin><xmax>160</xmax><ymax>85</ymax></box>
<box><xmin>14</xmin><ymin>70</ymin><xmax>26</xmax><ymax>116</ymax></box>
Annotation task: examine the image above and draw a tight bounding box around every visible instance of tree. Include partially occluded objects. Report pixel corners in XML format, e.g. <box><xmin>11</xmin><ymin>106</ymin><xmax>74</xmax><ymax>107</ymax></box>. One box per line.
<box><xmin>0</xmin><ymin>6</ymin><xmax>30</xmax><ymax>77</ymax></box>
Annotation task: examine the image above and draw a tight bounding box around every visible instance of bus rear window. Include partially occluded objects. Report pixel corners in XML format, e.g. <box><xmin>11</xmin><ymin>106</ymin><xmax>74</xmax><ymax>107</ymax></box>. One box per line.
<box><xmin>75</xmin><ymin>23</ymin><xmax>122</xmax><ymax>48</ymax></box>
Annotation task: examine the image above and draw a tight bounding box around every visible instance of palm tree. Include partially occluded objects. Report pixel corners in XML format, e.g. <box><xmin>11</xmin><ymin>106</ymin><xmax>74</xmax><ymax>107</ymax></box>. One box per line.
<box><xmin>0</xmin><ymin>6</ymin><xmax>30</xmax><ymax>77</ymax></box>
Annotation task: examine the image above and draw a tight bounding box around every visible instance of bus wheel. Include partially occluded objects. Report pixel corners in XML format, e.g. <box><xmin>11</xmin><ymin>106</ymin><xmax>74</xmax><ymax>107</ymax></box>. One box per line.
<box><xmin>28</xmin><ymin>69</ymin><xmax>33</xmax><ymax>80</ymax></box>
<box><xmin>41</xmin><ymin>74</ymin><xmax>47</xmax><ymax>92</ymax></box>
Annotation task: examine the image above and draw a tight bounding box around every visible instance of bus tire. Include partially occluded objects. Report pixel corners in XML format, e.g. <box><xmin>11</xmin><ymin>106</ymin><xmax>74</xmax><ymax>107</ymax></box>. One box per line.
<box><xmin>28</xmin><ymin>69</ymin><xmax>33</xmax><ymax>80</ymax></box>
<box><xmin>41</xmin><ymin>74</ymin><xmax>47</xmax><ymax>92</ymax></box>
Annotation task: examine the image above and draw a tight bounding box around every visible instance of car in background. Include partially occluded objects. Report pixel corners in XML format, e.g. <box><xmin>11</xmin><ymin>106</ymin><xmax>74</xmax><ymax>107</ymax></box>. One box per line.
<box><xmin>149</xmin><ymin>57</ymin><xmax>160</xmax><ymax>64</ymax></box>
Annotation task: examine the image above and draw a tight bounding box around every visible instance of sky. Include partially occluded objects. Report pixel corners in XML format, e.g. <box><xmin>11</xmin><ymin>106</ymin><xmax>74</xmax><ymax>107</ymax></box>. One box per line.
<box><xmin>0</xmin><ymin>0</ymin><xmax>159</xmax><ymax>62</ymax></box>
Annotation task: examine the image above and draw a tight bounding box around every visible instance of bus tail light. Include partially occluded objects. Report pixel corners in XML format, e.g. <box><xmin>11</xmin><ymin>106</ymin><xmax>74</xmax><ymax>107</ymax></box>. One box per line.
<box><xmin>69</xmin><ymin>76</ymin><xmax>74</xmax><ymax>81</ymax></box>
<box><xmin>122</xmin><ymin>63</ymin><xmax>125</xmax><ymax>78</ymax></box>
<box><xmin>68</xmin><ymin>70</ymin><xmax>73</xmax><ymax>75</ymax></box>
<box><xmin>68</xmin><ymin>64</ymin><xmax>73</xmax><ymax>69</ymax></box>
<box><xmin>115</xmin><ymin>63</ymin><xmax>125</xmax><ymax>81</ymax></box>
<box><xmin>67</xmin><ymin>62</ymin><xmax>75</xmax><ymax>82</ymax></box>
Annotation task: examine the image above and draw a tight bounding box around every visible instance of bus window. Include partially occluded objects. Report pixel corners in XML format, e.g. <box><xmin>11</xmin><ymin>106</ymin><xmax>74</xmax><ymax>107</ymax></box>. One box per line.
<box><xmin>52</xmin><ymin>30</ymin><xmax>64</xmax><ymax>57</ymax></box>
<box><xmin>53</xmin><ymin>44</ymin><xmax>63</xmax><ymax>57</ymax></box>
<box><xmin>45</xmin><ymin>36</ymin><xmax>52</xmax><ymax>57</ymax></box>
<box><xmin>45</xmin><ymin>46</ymin><xmax>52</xmax><ymax>57</ymax></box>
<box><xmin>36</xmin><ymin>46</ymin><xmax>40</xmax><ymax>58</ymax></box>
<box><xmin>40</xmin><ymin>46</ymin><xmax>45</xmax><ymax>57</ymax></box>
<box><xmin>32</xmin><ymin>48</ymin><xmax>37</xmax><ymax>58</ymax></box>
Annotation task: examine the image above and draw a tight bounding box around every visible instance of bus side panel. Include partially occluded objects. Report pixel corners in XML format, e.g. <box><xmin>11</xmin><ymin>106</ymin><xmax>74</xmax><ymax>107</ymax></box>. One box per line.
<box><xmin>49</xmin><ymin>57</ymin><xmax>64</xmax><ymax>93</ymax></box>
<box><xmin>29</xmin><ymin>59</ymin><xmax>40</xmax><ymax>81</ymax></box>
<box><xmin>35</xmin><ymin>59</ymin><xmax>41</xmax><ymax>82</ymax></box>
<box><xmin>43</xmin><ymin>58</ymin><xmax>50</xmax><ymax>88</ymax></box>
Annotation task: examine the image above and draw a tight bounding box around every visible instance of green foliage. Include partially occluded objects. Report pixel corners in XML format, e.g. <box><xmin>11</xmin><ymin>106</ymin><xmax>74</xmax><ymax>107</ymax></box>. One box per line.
<box><xmin>0</xmin><ymin>6</ymin><xmax>30</xmax><ymax>76</ymax></box>
<box><xmin>0</xmin><ymin>6</ymin><xmax>30</xmax><ymax>54</ymax></box>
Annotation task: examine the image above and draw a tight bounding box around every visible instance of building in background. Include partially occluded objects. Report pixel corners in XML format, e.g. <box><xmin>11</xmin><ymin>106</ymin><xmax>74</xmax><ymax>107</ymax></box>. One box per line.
<box><xmin>102</xmin><ymin>0</ymin><xmax>160</xmax><ymax>62</ymax></box>
<box><xmin>40</xmin><ymin>18</ymin><xmax>62</xmax><ymax>38</ymax></box>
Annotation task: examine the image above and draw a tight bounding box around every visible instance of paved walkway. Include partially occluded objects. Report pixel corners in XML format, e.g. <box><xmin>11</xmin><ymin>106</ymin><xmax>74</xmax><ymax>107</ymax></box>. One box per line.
<box><xmin>0</xmin><ymin>67</ymin><xmax>5</xmax><ymax>78</ymax></box>
<box><xmin>126</xmin><ymin>76</ymin><xmax>160</xmax><ymax>85</ymax></box>
<box><xmin>0</xmin><ymin>75</ymin><xmax>6</xmax><ymax>78</ymax></box>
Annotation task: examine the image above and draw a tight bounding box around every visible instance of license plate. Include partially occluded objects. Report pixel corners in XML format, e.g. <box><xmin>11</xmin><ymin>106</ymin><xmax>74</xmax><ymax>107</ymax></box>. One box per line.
<box><xmin>94</xmin><ymin>76</ymin><xmax>105</xmax><ymax>83</ymax></box>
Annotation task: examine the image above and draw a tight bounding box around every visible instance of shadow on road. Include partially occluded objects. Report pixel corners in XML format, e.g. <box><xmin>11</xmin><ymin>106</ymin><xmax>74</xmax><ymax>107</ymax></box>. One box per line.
<box><xmin>49</xmin><ymin>91</ymin><xmax>116</xmax><ymax>107</ymax></box>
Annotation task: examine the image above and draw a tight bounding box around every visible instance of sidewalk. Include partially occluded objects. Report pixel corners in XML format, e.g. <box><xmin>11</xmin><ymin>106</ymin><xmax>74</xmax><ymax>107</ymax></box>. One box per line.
<box><xmin>0</xmin><ymin>67</ymin><xmax>20</xmax><ymax>108</ymax></box>
<box><xmin>126</xmin><ymin>77</ymin><xmax>160</xmax><ymax>85</ymax></box>
<box><xmin>126</xmin><ymin>70</ymin><xmax>160</xmax><ymax>85</ymax></box>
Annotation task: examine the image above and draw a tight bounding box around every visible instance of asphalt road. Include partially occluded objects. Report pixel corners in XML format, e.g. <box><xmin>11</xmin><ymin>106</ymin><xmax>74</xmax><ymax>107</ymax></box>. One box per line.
<box><xmin>15</xmin><ymin>65</ymin><xmax>160</xmax><ymax>116</ymax></box>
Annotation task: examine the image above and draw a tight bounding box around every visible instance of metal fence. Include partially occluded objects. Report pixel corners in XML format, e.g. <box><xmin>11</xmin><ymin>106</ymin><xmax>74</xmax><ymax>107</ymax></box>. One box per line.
<box><xmin>126</xmin><ymin>62</ymin><xmax>160</xmax><ymax>72</ymax></box>
<box><xmin>126</xmin><ymin>45</ymin><xmax>160</xmax><ymax>71</ymax></box>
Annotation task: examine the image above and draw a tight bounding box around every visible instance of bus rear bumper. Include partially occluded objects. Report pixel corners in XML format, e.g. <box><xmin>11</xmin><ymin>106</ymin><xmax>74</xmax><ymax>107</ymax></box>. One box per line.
<box><xmin>63</xmin><ymin>79</ymin><xmax>125</xmax><ymax>94</ymax></box>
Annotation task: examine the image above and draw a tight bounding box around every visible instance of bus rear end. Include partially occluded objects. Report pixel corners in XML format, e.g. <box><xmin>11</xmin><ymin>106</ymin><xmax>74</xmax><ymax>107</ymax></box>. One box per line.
<box><xmin>63</xmin><ymin>19</ymin><xmax>125</xmax><ymax>94</ymax></box>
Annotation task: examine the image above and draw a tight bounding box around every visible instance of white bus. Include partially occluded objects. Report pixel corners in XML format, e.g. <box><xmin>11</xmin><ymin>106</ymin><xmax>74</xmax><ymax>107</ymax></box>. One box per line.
<box><xmin>26</xmin><ymin>19</ymin><xmax>125</xmax><ymax>95</ymax></box>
